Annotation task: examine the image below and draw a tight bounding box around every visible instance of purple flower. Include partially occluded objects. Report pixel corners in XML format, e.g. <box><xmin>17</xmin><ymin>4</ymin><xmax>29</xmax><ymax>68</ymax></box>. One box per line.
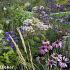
<box><xmin>39</xmin><ymin>40</ymin><xmax>53</xmax><ymax>55</ymax></box>
<box><xmin>10</xmin><ymin>31</ymin><xmax>15</xmax><ymax>35</ymax></box>
<box><xmin>5</xmin><ymin>36</ymin><xmax>11</xmax><ymax>41</ymax></box>
<box><xmin>47</xmin><ymin>45</ymin><xmax>53</xmax><ymax>50</ymax></box>
<box><xmin>39</xmin><ymin>49</ymin><xmax>47</xmax><ymax>55</ymax></box>
<box><xmin>57</xmin><ymin>56</ymin><xmax>69</xmax><ymax>62</ymax></box>
<box><xmin>10</xmin><ymin>43</ymin><xmax>16</xmax><ymax>49</ymax></box>
<box><xmin>39</xmin><ymin>45</ymin><xmax>53</xmax><ymax>55</ymax></box>
<box><xmin>42</xmin><ymin>40</ymin><xmax>50</xmax><ymax>45</ymax></box>
<box><xmin>51</xmin><ymin>53</ymin><xmax>70</xmax><ymax>69</ymax></box>
<box><xmin>5</xmin><ymin>31</ymin><xmax>19</xmax><ymax>48</ymax></box>
<box><xmin>42</xmin><ymin>40</ymin><xmax>47</xmax><ymax>45</ymax></box>
<box><xmin>57</xmin><ymin>54</ymin><xmax>62</xmax><ymax>61</ymax></box>
<box><xmin>48</xmin><ymin>59</ymin><xmax>56</xmax><ymax>68</ymax></box>
<box><xmin>51</xmin><ymin>53</ymin><xmax>59</xmax><ymax>60</ymax></box>
<box><xmin>5</xmin><ymin>32</ymin><xmax>10</xmax><ymax>35</ymax></box>
<box><xmin>39</xmin><ymin>46</ymin><xmax>48</xmax><ymax>55</ymax></box>
<box><xmin>58</xmin><ymin>56</ymin><xmax>69</xmax><ymax>68</ymax></box>
<box><xmin>60</xmin><ymin>5</ymin><xmax>64</xmax><ymax>10</ymax></box>
<box><xmin>49</xmin><ymin>4</ymin><xmax>57</xmax><ymax>9</ymax></box>
<box><xmin>5</xmin><ymin>31</ymin><xmax>15</xmax><ymax>35</ymax></box>
<box><xmin>10</xmin><ymin>43</ymin><xmax>15</xmax><ymax>48</ymax></box>
<box><xmin>52</xmin><ymin>40</ymin><xmax>62</xmax><ymax>48</ymax></box>
<box><xmin>13</xmin><ymin>37</ymin><xmax>19</xmax><ymax>43</ymax></box>
<box><xmin>20</xmin><ymin>28</ymin><xmax>24</xmax><ymax>32</ymax></box>
<box><xmin>59</xmin><ymin>62</ymin><xmax>67</xmax><ymax>68</ymax></box>
<box><xmin>5</xmin><ymin>31</ymin><xmax>16</xmax><ymax>42</ymax></box>
<box><xmin>68</xmin><ymin>0</ymin><xmax>70</xmax><ymax>3</ymax></box>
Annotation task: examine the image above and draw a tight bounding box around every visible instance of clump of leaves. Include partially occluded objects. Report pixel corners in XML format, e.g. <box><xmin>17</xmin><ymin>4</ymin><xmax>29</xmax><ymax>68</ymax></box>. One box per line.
<box><xmin>0</xmin><ymin>31</ymin><xmax>19</xmax><ymax>69</ymax></box>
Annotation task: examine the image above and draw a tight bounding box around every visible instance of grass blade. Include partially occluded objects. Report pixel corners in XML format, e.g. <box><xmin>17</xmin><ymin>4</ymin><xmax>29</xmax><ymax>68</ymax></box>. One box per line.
<box><xmin>9</xmin><ymin>35</ymin><xmax>28</xmax><ymax>69</ymax></box>
<box><xmin>28</xmin><ymin>42</ymin><xmax>35</xmax><ymax>70</ymax></box>
<box><xmin>17</xmin><ymin>28</ymin><xmax>27</xmax><ymax>54</ymax></box>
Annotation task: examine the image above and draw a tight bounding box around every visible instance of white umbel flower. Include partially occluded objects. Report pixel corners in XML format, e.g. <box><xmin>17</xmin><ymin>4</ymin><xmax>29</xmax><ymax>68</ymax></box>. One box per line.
<box><xmin>22</xmin><ymin>26</ymin><xmax>34</xmax><ymax>32</ymax></box>
<box><xmin>3</xmin><ymin>7</ymin><xmax>7</xmax><ymax>11</ymax></box>
<box><xmin>36</xmin><ymin>22</ymin><xmax>52</xmax><ymax>30</ymax></box>
<box><xmin>0</xmin><ymin>30</ymin><xmax>3</xmax><ymax>34</ymax></box>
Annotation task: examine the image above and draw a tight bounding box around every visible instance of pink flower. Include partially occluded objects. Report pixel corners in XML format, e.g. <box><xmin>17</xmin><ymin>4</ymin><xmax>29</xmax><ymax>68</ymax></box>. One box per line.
<box><xmin>51</xmin><ymin>53</ymin><xmax>58</xmax><ymax>60</ymax></box>
<box><xmin>39</xmin><ymin>49</ymin><xmax>46</xmax><ymax>55</ymax></box>
<box><xmin>57</xmin><ymin>56</ymin><xmax>69</xmax><ymax>62</ymax></box>
<box><xmin>42</xmin><ymin>40</ymin><xmax>50</xmax><ymax>45</ymax></box>
<box><xmin>48</xmin><ymin>59</ymin><xmax>56</xmax><ymax>68</ymax></box>
<box><xmin>39</xmin><ymin>40</ymin><xmax>53</xmax><ymax>55</ymax></box>
<box><xmin>57</xmin><ymin>55</ymin><xmax>69</xmax><ymax>68</ymax></box>
<box><xmin>39</xmin><ymin>45</ymin><xmax>53</xmax><ymax>55</ymax></box>
<box><xmin>39</xmin><ymin>46</ymin><xmax>48</xmax><ymax>55</ymax></box>
<box><xmin>47</xmin><ymin>45</ymin><xmax>53</xmax><ymax>50</ymax></box>
<box><xmin>59</xmin><ymin>62</ymin><xmax>67</xmax><ymax>68</ymax></box>
<box><xmin>52</xmin><ymin>40</ymin><xmax>62</xmax><ymax>48</ymax></box>
<box><xmin>51</xmin><ymin>53</ymin><xmax>69</xmax><ymax>69</ymax></box>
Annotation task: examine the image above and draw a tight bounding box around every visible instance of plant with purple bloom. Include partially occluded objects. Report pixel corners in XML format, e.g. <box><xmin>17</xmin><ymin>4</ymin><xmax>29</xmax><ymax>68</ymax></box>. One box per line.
<box><xmin>57</xmin><ymin>56</ymin><xmax>69</xmax><ymax>62</ymax></box>
<box><xmin>5</xmin><ymin>31</ymin><xmax>19</xmax><ymax>48</ymax></box>
<box><xmin>5</xmin><ymin>31</ymin><xmax>15</xmax><ymax>35</ymax></box>
<box><xmin>56</xmin><ymin>4</ymin><xmax>64</xmax><ymax>9</ymax></box>
<box><xmin>51</xmin><ymin>53</ymin><xmax>69</xmax><ymax>69</ymax></box>
<box><xmin>5</xmin><ymin>36</ymin><xmax>11</xmax><ymax>41</ymax></box>
<box><xmin>10</xmin><ymin>43</ymin><xmax>15</xmax><ymax>48</ymax></box>
<box><xmin>59</xmin><ymin>61</ymin><xmax>67</xmax><ymax>68</ymax></box>
<box><xmin>39</xmin><ymin>46</ymin><xmax>48</xmax><ymax>55</ymax></box>
<box><xmin>51</xmin><ymin>53</ymin><xmax>59</xmax><ymax>60</ymax></box>
<box><xmin>33</xmin><ymin>6</ymin><xmax>50</xmax><ymax>24</ymax></box>
<box><xmin>52</xmin><ymin>39</ymin><xmax>62</xmax><ymax>48</ymax></box>
<box><xmin>58</xmin><ymin>56</ymin><xmax>69</xmax><ymax>69</ymax></box>
<box><xmin>39</xmin><ymin>40</ymin><xmax>53</xmax><ymax>55</ymax></box>
<box><xmin>42</xmin><ymin>40</ymin><xmax>50</xmax><ymax>45</ymax></box>
<box><xmin>47</xmin><ymin>59</ymin><xmax>57</xmax><ymax>68</ymax></box>
<box><xmin>48</xmin><ymin>4</ymin><xmax>57</xmax><ymax>9</ymax></box>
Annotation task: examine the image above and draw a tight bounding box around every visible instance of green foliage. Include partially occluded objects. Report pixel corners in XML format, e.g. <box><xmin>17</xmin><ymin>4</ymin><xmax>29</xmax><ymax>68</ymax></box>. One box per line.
<box><xmin>61</xmin><ymin>24</ymin><xmax>70</xmax><ymax>29</ymax></box>
<box><xmin>50</xmin><ymin>12</ymin><xmax>70</xmax><ymax>18</ymax></box>
<box><xmin>29</xmin><ymin>0</ymin><xmax>47</xmax><ymax>7</ymax></box>
<box><xmin>33</xmin><ymin>36</ymin><xmax>40</xmax><ymax>42</ymax></box>
<box><xmin>46</xmin><ymin>29</ymin><xmax>58</xmax><ymax>42</ymax></box>
<box><xmin>0</xmin><ymin>0</ymin><xmax>70</xmax><ymax>70</ymax></box>
<box><xmin>0</xmin><ymin>46</ymin><xmax>19</xmax><ymax>66</ymax></box>
<box><xmin>29</xmin><ymin>39</ymin><xmax>35</xmax><ymax>46</ymax></box>
<box><xmin>50</xmin><ymin>12</ymin><xmax>70</xmax><ymax>30</ymax></box>
<box><xmin>56</xmin><ymin>0</ymin><xmax>68</xmax><ymax>4</ymax></box>
<box><xmin>4</xmin><ymin>6</ymin><xmax>33</xmax><ymax>31</ymax></box>
<box><xmin>0</xmin><ymin>2</ymin><xmax>33</xmax><ymax>31</ymax></box>
<box><xmin>0</xmin><ymin>31</ymin><xmax>19</xmax><ymax>68</ymax></box>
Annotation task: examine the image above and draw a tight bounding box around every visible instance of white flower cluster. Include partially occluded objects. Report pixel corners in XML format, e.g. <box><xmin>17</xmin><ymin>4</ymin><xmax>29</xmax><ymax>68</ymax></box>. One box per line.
<box><xmin>35</xmin><ymin>22</ymin><xmax>52</xmax><ymax>30</ymax></box>
<box><xmin>21</xmin><ymin>18</ymin><xmax>52</xmax><ymax>33</ymax></box>
<box><xmin>0</xmin><ymin>30</ymin><xmax>3</xmax><ymax>34</ymax></box>
<box><xmin>22</xmin><ymin>26</ymin><xmax>35</xmax><ymax>32</ymax></box>
<box><xmin>21</xmin><ymin>19</ymin><xmax>35</xmax><ymax>32</ymax></box>
<box><xmin>3</xmin><ymin>7</ymin><xmax>7</xmax><ymax>11</ymax></box>
<box><xmin>23</xmin><ymin>19</ymin><xmax>33</xmax><ymax>26</ymax></box>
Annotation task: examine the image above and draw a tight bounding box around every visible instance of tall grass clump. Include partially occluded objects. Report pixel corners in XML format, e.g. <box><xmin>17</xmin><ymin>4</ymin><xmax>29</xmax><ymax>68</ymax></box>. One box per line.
<box><xmin>9</xmin><ymin>28</ymin><xmax>35</xmax><ymax>70</ymax></box>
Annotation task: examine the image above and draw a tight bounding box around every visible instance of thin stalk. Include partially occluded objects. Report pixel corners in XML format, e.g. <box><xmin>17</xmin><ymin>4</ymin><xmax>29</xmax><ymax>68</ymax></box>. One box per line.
<box><xmin>34</xmin><ymin>63</ymin><xmax>40</xmax><ymax>70</ymax></box>
<box><xmin>40</xmin><ymin>63</ymin><xmax>45</xmax><ymax>70</ymax></box>
<box><xmin>28</xmin><ymin>42</ymin><xmax>35</xmax><ymax>70</ymax></box>
<box><xmin>17</xmin><ymin>28</ymin><xmax>27</xmax><ymax>54</ymax></box>
<box><xmin>9</xmin><ymin>35</ymin><xmax>28</xmax><ymax>70</ymax></box>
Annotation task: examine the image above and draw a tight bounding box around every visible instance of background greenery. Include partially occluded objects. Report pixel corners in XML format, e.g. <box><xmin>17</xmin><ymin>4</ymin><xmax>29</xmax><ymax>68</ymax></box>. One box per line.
<box><xmin>0</xmin><ymin>0</ymin><xmax>70</xmax><ymax>70</ymax></box>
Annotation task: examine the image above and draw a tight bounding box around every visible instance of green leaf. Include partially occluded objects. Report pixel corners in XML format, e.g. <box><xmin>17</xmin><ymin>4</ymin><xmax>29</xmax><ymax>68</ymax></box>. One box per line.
<box><xmin>29</xmin><ymin>39</ymin><xmax>35</xmax><ymax>47</ymax></box>
<box><xmin>33</xmin><ymin>36</ymin><xmax>40</xmax><ymax>42</ymax></box>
